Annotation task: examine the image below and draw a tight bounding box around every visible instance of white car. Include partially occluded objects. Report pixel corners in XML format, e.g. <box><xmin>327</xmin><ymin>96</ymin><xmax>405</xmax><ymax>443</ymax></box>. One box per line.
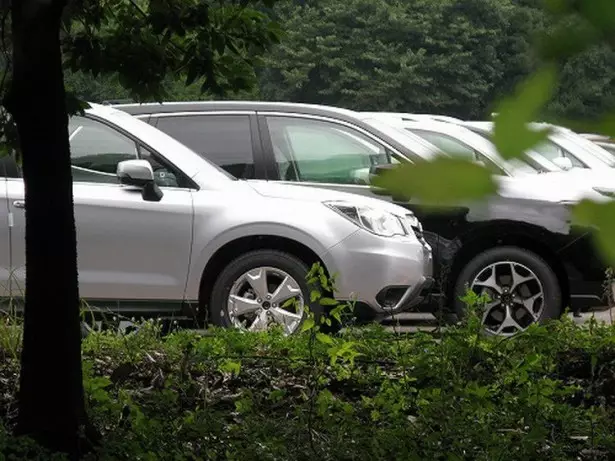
<box><xmin>457</xmin><ymin>121</ymin><xmax>615</xmax><ymax>198</ymax></box>
<box><xmin>0</xmin><ymin>104</ymin><xmax>433</xmax><ymax>334</ymax></box>
<box><xmin>362</xmin><ymin>111</ymin><xmax>465</xmax><ymax>124</ymax></box>
<box><xmin>360</xmin><ymin>113</ymin><xmax>615</xmax><ymax>202</ymax></box>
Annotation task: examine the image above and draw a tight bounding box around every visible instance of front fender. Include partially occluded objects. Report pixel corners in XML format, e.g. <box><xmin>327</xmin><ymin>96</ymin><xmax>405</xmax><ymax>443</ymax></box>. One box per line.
<box><xmin>185</xmin><ymin>222</ymin><xmax>354</xmax><ymax>301</ymax></box>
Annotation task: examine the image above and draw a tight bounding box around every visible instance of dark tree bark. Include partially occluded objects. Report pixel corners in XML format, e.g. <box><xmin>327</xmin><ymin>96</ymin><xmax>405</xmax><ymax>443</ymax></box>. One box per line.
<box><xmin>5</xmin><ymin>0</ymin><xmax>86</xmax><ymax>457</ymax></box>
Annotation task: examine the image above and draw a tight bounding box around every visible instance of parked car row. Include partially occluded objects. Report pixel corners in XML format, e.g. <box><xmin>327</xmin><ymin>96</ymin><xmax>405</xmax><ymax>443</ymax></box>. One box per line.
<box><xmin>1</xmin><ymin>101</ymin><xmax>612</xmax><ymax>336</ymax></box>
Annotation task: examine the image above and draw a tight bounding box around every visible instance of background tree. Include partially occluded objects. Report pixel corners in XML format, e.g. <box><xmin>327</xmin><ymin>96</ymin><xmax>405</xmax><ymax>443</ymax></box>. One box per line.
<box><xmin>0</xmin><ymin>0</ymin><xmax>280</xmax><ymax>457</ymax></box>
<box><xmin>46</xmin><ymin>0</ymin><xmax>615</xmax><ymax>123</ymax></box>
<box><xmin>258</xmin><ymin>0</ymin><xmax>523</xmax><ymax>118</ymax></box>
<box><xmin>257</xmin><ymin>0</ymin><xmax>615</xmax><ymax>121</ymax></box>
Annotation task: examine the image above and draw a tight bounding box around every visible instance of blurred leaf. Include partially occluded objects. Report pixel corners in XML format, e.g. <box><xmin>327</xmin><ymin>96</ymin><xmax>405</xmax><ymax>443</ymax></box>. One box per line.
<box><xmin>543</xmin><ymin>0</ymin><xmax>573</xmax><ymax>15</ymax></box>
<box><xmin>493</xmin><ymin>65</ymin><xmax>557</xmax><ymax>159</ymax></box>
<box><xmin>572</xmin><ymin>200</ymin><xmax>615</xmax><ymax>265</ymax></box>
<box><xmin>316</xmin><ymin>332</ymin><xmax>334</xmax><ymax>345</ymax></box>
<box><xmin>577</xmin><ymin>0</ymin><xmax>615</xmax><ymax>34</ymax></box>
<box><xmin>372</xmin><ymin>157</ymin><xmax>497</xmax><ymax>206</ymax></box>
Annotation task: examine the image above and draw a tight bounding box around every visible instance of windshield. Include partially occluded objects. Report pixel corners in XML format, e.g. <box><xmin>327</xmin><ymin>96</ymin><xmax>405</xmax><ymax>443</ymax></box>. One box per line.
<box><xmin>598</xmin><ymin>143</ymin><xmax>615</xmax><ymax>158</ymax></box>
<box><xmin>461</xmin><ymin>125</ymin><xmax>547</xmax><ymax>175</ymax></box>
<box><xmin>558</xmin><ymin>131</ymin><xmax>615</xmax><ymax>167</ymax></box>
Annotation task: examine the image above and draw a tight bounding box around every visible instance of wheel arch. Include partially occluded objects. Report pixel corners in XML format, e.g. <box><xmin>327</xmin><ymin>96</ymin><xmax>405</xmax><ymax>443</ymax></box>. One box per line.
<box><xmin>444</xmin><ymin>221</ymin><xmax>570</xmax><ymax>309</ymax></box>
<box><xmin>197</xmin><ymin>235</ymin><xmax>330</xmax><ymax>322</ymax></box>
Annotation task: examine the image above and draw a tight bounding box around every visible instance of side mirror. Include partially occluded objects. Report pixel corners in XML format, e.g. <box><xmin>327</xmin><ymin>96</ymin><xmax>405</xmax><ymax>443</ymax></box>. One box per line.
<box><xmin>369</xmin><ymin>163</ymin><xmax>398</xmax><ymax>177</ymax></box>
<box><xmin>552</xmin><ymin>156</ymin><xmax>574</xmax><ymax>171</ymax></box>
<box><xmin>117</xmin><ymin>159</ymin><xmax>163</xmax><ymax>202</ymax></box>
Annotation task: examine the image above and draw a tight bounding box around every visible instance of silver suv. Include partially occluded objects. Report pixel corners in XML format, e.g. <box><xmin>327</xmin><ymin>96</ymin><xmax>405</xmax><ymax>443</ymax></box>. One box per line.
<box><xmin>0</xmin><ymin>104</ymin><xmax>433</xmax><ymax>333</ymax></box>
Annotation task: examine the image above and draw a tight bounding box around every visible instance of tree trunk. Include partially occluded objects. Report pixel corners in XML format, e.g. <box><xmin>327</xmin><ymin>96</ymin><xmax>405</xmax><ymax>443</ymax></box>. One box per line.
<box><xmin>5</xmin><ymin>0</ymin><xmax>85</xmax><ymax>457</ymax></box>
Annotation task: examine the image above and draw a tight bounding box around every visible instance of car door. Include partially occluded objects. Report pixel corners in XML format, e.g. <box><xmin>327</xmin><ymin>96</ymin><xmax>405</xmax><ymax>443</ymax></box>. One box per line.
<box><xmin>149</xmin><ymin>112</ymin><xmax>268</xmax><ymax>179</ymax></box>
<box><xmin>6</xmin><ymin>115</ymin><xmax>194</xmax><ymax>305</ymax></box>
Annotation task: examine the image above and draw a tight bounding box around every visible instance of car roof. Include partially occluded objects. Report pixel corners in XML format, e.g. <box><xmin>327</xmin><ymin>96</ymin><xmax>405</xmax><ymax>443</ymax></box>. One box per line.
<box><xmin>113</xmin><ymin>100</ymin><xmax>449</xmax><ymax>163</ymax></box>
<box><xmin>361</xmin><ymin>111</ymin><xmax>464</xmax><ymax>123</ymax></box>
<box><xmin>113</xmin><ymin>100</ymin><xmax>361</xmax><ymax>121</ymax></box>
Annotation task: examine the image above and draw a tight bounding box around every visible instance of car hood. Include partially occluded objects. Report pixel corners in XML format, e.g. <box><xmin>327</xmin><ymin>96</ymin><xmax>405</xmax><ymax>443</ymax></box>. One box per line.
<box><xmin>246</xmin><ymin>180</ymin><xmax>415</xmax><ymax>216</ymax></box>
<box><xmin>555</xmin><ymin>167</ymin><xmax>615</xmax><ymax>188</ymax></box>
<box><xmin>496</xmin><ymin>173</ymin><xmax>612</xmax><ymax>203</ymax></box>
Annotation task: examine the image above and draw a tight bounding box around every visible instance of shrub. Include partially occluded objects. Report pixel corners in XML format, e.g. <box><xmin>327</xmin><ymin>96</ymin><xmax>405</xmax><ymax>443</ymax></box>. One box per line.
<box><xmin>2</xmin><ymin>302</ymin><xmax>615</xmax><ymax>459</ymax></box>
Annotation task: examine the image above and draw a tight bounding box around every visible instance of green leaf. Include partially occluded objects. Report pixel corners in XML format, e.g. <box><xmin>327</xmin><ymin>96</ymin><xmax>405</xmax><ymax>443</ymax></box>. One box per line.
<box><xmin>282</xmin><ymin>298</ymin><xmax>296</xmax><ymax>308</ymax></box>
<box><xmin>493</xmin><ymin>65</ymin><xmax>557</xmax><ymax>160</ymax></box>
<box><xmin>319</xmin><ymin>297</ymin><xmax>338</xmax><ymax>306</ymax></box>
<box><xmin>219</xmin><ymin>359</ymin><xmax>241</xmax><ymax>375</ymax></box>
<box><xmin>268</xmin><ymin>389</ymin><xmax>286</xmax><ymax>403</ymax></box>
<box><xmin>372</xmin><ymin>157</ymin><xmax>497</xmax><ymax>206</ymax></box>
<box><xmin>572</xmin><ymin>199</ymin><xmax>615</xmax><ymax>265</ymax></box>
<box><xmin>316</xmin><ymin>332</ymin><xmax>334</xmax><ymax>345</ymax></box>
<box><xmin>300</xmin><ymin>318</ymin><xmax>315</xmax><ymax>332</ymax></box>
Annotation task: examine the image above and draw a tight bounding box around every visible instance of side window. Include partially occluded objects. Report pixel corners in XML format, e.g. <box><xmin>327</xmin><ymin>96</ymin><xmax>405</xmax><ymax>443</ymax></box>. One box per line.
<box><xmin>534</xmin><ymin>140</ymin><xmax>586</xmax><ymax>168</ymax></box>
<box><xmin>154</xmin><ymin>115</ymin><xmax>255</xmax><ymax>179</ymax></box>
<box><xmin>139</xmin><ymin>146</ymin><xmax>192</xmax><ymax>189</ymax></box>
<box><xmin>69</xmin><ymin>116</ymin><xmax>138</xmax><ymax>184</ymax></box>
<box><xmin>266</xmin><ymin>116</ymin><xmax>394</xmax><ymax>185</ymax></box>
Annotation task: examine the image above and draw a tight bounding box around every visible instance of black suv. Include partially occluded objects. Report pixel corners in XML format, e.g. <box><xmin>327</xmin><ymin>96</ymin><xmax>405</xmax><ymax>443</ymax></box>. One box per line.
<box><xmin>116</xmin><ymin>101</ymin><xmax>608</xmax><ymax>335</ymax></box>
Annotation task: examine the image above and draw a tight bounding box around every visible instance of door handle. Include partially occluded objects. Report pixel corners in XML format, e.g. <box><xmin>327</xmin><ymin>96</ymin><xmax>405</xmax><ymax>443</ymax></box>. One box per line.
<box><xmin>13</xmin><ymin>200</ymin><xmax>25</xmax><ymax>209</ymax></box>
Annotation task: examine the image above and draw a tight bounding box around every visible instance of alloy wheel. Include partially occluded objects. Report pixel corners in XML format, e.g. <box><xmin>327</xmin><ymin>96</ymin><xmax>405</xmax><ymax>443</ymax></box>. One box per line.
<box><xmin>470</xmin><ymin>261</ymin><xmax>545</xmax><ymax>336</ymax></box>
<box><xmin>226</xmin><ymin>266</ymin><xmax>305</xmax><ymax>334</ymax></box>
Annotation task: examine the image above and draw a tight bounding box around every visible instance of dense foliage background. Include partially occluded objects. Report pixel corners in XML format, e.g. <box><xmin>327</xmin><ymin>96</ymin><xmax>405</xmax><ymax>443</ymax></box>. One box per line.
<box><xmin>67</xmin><ymin>0</ymin><xmax>615</xmax><ymax>120</ymax></box>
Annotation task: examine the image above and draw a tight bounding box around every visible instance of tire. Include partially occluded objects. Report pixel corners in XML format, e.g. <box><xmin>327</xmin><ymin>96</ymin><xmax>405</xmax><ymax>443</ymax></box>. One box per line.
<box><xmin>453</xmin><ymin>246</ymin><xmax>562</xmax><ymax>335</ymax></box>
<box><xmin>208</xmin><ymin>250</ymin><xmax>325</xmax><ymax>334</ymax></box>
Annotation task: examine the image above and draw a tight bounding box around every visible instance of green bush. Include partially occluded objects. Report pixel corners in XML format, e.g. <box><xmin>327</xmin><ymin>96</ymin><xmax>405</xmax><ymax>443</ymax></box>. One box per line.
<box><xmin>2</xmin><ymin>306</ymin><xmax>615</xmax><ymax>460</ymax></box>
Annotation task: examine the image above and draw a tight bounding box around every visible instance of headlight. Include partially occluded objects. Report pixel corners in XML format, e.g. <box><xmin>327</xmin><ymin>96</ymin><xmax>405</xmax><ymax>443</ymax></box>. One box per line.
<box><xmin>403</xmin><ymin>213</ymin><xmax>420</xmax><ymax>230</ymax></box>
<box><xmin>593</xmin><ymin>187</ymin><xmax>615</xmax><ymax>198</ymax></box>
<box><xmin>324</xmin><ymin>201</ymin><xmax>407</xmax><ymax>237</ymax></box>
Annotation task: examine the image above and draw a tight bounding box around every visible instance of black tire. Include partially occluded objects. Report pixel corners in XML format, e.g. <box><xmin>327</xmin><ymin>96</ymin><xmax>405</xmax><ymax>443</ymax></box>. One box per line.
<box><xmin>209</xmin><ymin>250</ymin><xmax>325</xmax><ymax>333</ymax></box>
<box><xmin>453</xmin><ymin>246</ymin><xmax>562</xmax><ymax>333</ymax></box>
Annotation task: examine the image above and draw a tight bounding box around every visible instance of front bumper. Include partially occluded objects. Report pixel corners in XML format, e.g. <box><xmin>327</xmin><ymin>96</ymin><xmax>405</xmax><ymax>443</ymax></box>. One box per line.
<box><xmin>321</xmin><ymin>228</ymin><xmax>433</xmax><ymax>317</ymax></box>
